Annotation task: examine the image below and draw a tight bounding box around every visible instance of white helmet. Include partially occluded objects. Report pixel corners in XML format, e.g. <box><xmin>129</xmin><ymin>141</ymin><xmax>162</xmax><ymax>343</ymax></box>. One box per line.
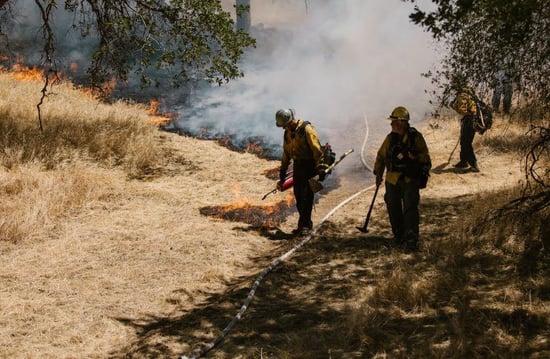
<box><xmin>275</xmin><ymin>108</ymin><xmax>295</xmax><ymax>127</ymax></box>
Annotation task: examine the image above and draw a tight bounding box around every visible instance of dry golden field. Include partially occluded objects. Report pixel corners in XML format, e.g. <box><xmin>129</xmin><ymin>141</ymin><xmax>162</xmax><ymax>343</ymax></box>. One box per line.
<box><xmin>0</xmin><ymin>69</ymin><xmax>548</xmax><ymax>358</ymax></box>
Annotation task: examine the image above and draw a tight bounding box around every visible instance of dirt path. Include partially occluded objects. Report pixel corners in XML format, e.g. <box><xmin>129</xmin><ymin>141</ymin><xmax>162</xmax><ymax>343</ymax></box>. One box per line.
<box><xmin>0</xmin><ymin>117</ymin><xmax>524</xmax><ymax>358</ymax></box>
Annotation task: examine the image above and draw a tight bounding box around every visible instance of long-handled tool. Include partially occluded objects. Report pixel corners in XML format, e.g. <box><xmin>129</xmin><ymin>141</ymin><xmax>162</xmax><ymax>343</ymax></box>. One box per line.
<box><xmin>447</xmin><ymin>137</ymin><xmax>460</xmax><ymax>165</ymax></box>
<box><xmin>356</xmin><ymin>183</ymin><xmax>380</xmax><ymax>233</ymax></box>
<box><xmin>308</xmin><ymin>148</ymin><xmax>354</xmax><ymax>193</ymax></box>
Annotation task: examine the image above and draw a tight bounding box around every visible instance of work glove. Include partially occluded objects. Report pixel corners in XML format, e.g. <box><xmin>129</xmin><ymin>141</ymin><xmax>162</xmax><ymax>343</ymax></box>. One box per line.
<box><xmin>318</xmin><ymin>171</ymin><xmax>326</xmax><ymax>182</ymax></box>
<box><xmin>276</xmin><ymin>181</ymin><xmax>284</xmax><ymax>191</ymax></box>
<box><xmin>375</xmin><ymin>174</ymin><xmax>383</xmax><ymax>187</ymax></box>
<box><xmin>317</xmin><ymin>163</ymin><xmax>330</xmax><ymax>181</ymax></box>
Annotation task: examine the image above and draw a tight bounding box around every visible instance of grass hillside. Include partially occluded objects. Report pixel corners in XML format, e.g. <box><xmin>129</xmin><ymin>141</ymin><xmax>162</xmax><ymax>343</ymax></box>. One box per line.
<box><xmin>0</xmin><ymin>70</ymin><xmax>548</xmax><ymax>359</ymax></box>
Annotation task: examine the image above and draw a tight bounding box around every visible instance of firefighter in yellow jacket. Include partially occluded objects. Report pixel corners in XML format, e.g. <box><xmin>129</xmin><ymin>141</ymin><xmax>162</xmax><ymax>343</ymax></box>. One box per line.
<box><xmin>452</xmin><ymin>87</ymin><xmax>480</xmax><ymax>172</ymax></box>
<box><xmin>373</xmin><ymin>106</ymin><xmax>431</xmax><ymax>251</ymax></box>
<box><xmin>276</xmin><ymin>108</ymin><xmax>325</xmax><ymax>235</ymax></box>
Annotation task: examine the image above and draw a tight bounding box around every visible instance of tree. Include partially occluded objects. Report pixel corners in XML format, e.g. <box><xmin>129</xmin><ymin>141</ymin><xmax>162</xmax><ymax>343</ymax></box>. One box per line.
<box><xmin>405</xmin><ymin>0</ymin><xmax>549</xmax><ymax>209</ymax></box>
<box><xmin>0</xmin><ymin>0</ymin><xmax>255</xmax><ymax>89</ymax></box>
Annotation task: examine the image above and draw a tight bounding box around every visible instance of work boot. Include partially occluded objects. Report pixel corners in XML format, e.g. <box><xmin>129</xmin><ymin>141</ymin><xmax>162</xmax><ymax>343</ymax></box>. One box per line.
<box><xmin>403</xmin><ymin>231</ymin><xmax>419</xmax><ymax>252</ymax></box>
<box><xmin>292</xmin><ymin>226</ymin><xmax>311</xmax><ymax>236</ymax></box>
<box><xmin>469</xmin><ymin>163</ymin><xmax>480</xmax><ymax>172</ymax></box>
<box><xmin>405</xmin><ymin>241</ymin><xmax>418</xmax><ymax>252</ymax></box>
<box><xmin>454</xmin><ymin>160</ymin><xmax>468</xmax><ymax>169</ymax></box>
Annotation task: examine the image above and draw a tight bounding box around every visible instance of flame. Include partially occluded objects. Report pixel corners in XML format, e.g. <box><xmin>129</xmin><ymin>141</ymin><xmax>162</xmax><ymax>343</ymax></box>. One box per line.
<box><xmin>69</xmin><ymin>62</ymin><xmax>79</xmax><ymax>73</ymax></box>
<box><xmin>10</xmin><ymin>64</ymin><xmax>46</xmax><ymax>82</ymax></box>
<box><xmin>200</xmin><ymin>199</ymin><xmax>294</xmax><ymax>228</ymax></box>
<box><xmin>200</xmin><ymin>182</ymin><xmax>295</xmax><ymax>228</ymax></box>
<box><xmin>147</xmin><ymin>99</ymin><xmax>174</xmax><ymax>126</ymax></box>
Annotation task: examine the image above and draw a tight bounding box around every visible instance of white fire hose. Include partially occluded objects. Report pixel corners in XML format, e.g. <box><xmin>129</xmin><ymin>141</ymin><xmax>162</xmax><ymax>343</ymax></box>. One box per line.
<box><xmin>180</xmin><ymin>114</ymin><xmax>373</xmax><ymax>359</ymax></box>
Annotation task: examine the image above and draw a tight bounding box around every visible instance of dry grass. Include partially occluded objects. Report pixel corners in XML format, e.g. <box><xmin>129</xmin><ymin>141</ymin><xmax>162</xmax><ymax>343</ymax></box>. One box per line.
<box><xmin>0</xmin><ymin>70</ymin><xmax>548</xmax><ymax>359</ymax></box>
<box><xmin>0</xmin><ymin>72</ymin><xmax>165</xmax><ymax>243</ymax></box>
<box><xmin>0</xmin><ymin>72</ymin><xmax>162</xmax><ymax>175</ymax></box>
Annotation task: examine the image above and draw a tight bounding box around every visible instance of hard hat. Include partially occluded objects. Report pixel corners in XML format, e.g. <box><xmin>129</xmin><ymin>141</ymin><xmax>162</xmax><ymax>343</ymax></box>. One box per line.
<box><xmin>275</xmin><ymin>108</ymin><xmax>294</xmax><ymax>127</ymax></box>
<box><xmin>388</xmin><ymin>106</ymin><xmax>410</xmax><ymax>121</ymax></box>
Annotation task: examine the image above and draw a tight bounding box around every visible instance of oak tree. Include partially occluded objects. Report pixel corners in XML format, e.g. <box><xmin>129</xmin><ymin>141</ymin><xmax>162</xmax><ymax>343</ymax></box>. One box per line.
<box><xmin>0</xmin><ymin>0</ymin><xmax>255</xmax><ymax>89</ymax></box>
<box><xmin>406</xmin><ymin>0</ymin><xmax>549</xmax><ymax>206</ymax></box>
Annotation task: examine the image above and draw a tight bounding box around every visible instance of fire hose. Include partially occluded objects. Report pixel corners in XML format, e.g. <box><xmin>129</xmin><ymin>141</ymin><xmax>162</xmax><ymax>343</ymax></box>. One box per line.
<box><xmin>180</xmin><ymin>117</ymin><xmax>373</xmax><ymax>359</ymax></box>
<box><xmin>180</xmin><ymin>187</ymin><xmax>373</xmax><ymax>359</ymax></box>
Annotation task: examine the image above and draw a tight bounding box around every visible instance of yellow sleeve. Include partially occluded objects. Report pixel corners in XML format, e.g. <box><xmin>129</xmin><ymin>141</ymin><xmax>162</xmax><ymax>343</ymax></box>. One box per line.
<box><xmin>305</xmin><ymin>125</ymin><xmax>324</xmax><ymax>167</ymax></box>
<box><xmin>280</xmin><ymin>131</ymin><xmax>291</xmax><ymax>173</ymax></box>
<box><xmin>374</xmin><ymin>135</ymin><xmax>390</xmax><ymax>176</ymax></box>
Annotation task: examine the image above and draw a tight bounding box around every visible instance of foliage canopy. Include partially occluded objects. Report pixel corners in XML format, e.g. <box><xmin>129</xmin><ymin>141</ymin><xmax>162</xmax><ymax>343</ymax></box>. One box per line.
<box><xmin>0</xmin><ymin>0</ymin><xmax>255</xmax><ymax>88</ymax></box>
<box><xmin>405</xmin><ymin>0</ymin><xmax>548</xmax><ymax>111</ymax></box>
<box><xmin>405</xmin><ymin>0</ymin><xmax>549</xmax><ymax>197</ymax></box>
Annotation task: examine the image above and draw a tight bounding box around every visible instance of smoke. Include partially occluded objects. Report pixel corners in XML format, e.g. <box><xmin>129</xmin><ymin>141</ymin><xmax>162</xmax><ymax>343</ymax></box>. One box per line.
<box><xmin>172</xmin><ymin>0</ymin><xmax>441</xmax><ymax>158</ymax></box>
<box><xmin>2</xmin><ymin>0</ymin><xmax>441</xmax><ymax>162</ymax></box>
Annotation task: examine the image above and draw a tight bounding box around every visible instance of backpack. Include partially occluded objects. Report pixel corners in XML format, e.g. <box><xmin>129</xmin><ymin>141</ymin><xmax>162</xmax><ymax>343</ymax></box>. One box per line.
<box><xmin>296</xmin><ymin>121</ymin><xmax>336</xmax><ymax>169</ymax></box>
<box><xmin>386</xmin><ymin>127</ymin><xmax>431</xmax><ymax>189</ymax></box>
<box><xmin>322</xmin><ymin>142</ymin><xmax>336</xmax><ymax>168</ymax></box>
<box><xmin>473</xmin><ymin>100</ymin><xmax>493</xmax><ymax>135</ymax></box>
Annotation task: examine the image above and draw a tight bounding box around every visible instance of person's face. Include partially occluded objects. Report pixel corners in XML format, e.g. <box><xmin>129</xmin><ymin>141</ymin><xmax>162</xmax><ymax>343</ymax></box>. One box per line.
<box><xmin>391</xmin><ymin>120</ymin><xmax>407</xmax><ymax>134</ymax></box>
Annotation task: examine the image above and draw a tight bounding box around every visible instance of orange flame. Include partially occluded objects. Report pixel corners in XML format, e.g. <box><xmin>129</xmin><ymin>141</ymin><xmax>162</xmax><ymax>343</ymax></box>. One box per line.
<box><xmin>10</xmin><ymin>64</ymin><xmax>46</xmax><ymax>82</ymax></box>
<box><xmin>147</xmin><ymin>99</ymin><xmax>174</xmax><ymax>126</ymax></box>
<box><xmin>199</xmin><ymin>182</ymin><xmax>295</xmax><ymax>228</ymax></box>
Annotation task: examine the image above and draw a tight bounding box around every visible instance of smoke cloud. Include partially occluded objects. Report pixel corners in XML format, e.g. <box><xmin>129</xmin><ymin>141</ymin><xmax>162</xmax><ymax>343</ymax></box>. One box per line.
<box><xmin>2</xmin><ymin>0</ymin><xmax>440</xmax><ymax>165</ymax></box>
<box><xmin>172</xmin><ymin>0</ymin><xmax>440</xmax><ymax>160</ymax></box>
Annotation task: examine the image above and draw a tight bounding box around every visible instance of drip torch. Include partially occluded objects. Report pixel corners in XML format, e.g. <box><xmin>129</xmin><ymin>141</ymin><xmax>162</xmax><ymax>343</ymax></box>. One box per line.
<box><xmin>261</xmin><ymin>148</ymin><xmax>354</xmax><ymax>200</ymax></box>
<box><xmin>261</xmin><ymin>170</ymin><xmax>293</xmax><ymax>200</ymax></box>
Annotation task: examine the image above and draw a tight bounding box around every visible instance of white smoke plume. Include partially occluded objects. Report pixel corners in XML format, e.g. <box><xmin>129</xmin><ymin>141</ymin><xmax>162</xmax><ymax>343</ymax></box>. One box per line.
<box><xmin>2</xmin><ymin>0</ymin><xmax>440</xmax><ymax>164</ymax></box>
<box><xmin>173</xmin><ymin>0</ymin><xmax>441</xmax><ymax>160</ymax></box>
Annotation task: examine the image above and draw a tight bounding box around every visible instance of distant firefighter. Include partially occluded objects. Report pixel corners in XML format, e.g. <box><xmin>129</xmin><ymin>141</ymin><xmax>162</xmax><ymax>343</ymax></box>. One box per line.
<box><xmin>452</xmin><ymin>86</ymin><xmax>480</xmax><ymax>172</ymax></box>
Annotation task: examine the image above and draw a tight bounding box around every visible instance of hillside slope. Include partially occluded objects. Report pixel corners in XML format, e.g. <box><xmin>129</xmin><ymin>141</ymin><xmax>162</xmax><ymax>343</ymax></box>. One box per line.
<box><xmin>1</xmin><ymin>109</ymin><xmax>548</xmax><ymax>358</ymax></box>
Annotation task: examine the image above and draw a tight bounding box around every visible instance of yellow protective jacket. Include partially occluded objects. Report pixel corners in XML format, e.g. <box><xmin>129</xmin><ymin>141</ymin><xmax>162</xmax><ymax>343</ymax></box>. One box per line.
<box><xmin>453</xmin><ymin>91</ymin><xmax>477</xmax><ymax>116</ymax></box>
<box><xmin>374</xmin><ymin>127</ymin><xmax>431</xmax><ymax>185</ymax></box>
<box><xmin>280</xmin><ymin>119</ymin><xmax>324</xmax><ymax>173</ymax></box>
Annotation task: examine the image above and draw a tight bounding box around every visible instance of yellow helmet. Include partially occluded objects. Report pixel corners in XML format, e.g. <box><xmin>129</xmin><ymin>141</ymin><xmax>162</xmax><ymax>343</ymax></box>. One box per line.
<box><xmin>388</xmin><ymin>106</ymin><xmax>410</xmax><ymax>121</ymax></box>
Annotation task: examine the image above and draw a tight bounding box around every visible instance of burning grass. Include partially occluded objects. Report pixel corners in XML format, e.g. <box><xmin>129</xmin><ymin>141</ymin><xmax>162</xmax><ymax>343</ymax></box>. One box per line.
<box><xmin>0</xmin><ymin>68</ymin><xmax>171</xmax><ymax>243</ymax></box>
<box><xmin>169</xmin><ymin>127</ymin><xmax>280</xmax><ymax>160</ymax></box>
<box><xmin>200</xmin><ymin>198</ymin><xmax>295</xmax><ymax>229</ymax></box>
<box><xmin>0</xmin><ymin>71</ymin><xmax>164</xmax><ymax>176</ymax></box>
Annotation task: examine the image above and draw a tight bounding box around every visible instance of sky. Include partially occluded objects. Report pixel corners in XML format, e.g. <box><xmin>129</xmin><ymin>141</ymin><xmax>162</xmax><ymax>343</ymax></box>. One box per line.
<box><xmin>172</xmin><ymin>0</ymin><xmax>441</xmax><ymax>155</ymax></box>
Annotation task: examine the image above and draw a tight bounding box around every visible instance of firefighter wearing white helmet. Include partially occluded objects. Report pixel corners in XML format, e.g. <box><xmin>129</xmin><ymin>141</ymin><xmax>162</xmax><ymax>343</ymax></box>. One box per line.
<box><xmin>275</xmin><ymin>108</ymin><xmax>294</xmax><ymax>128</ymax></box>
<box><xmin>275</xmin><ymin>108</ymin><xmax>325</xmax><ymax>236</ymax></box>
<box><xmin>373</xmin><ymin>106</ymin><xmax>431</xmax><ymax>252</ymax></box>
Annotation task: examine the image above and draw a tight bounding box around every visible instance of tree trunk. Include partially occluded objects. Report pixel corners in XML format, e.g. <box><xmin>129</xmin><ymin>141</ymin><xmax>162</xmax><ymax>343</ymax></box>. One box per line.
<box><xmin>236</xmin><ymin>0</ymin><xmax>250</xmax><ymax>32</ymax></box>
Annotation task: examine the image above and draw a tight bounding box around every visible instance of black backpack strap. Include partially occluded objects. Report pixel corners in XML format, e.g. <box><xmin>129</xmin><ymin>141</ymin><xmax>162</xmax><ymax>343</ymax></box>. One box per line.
<box><xmin>407</xmin><ymin>127</ymin><xmax>418</xmax><ymax>150</ymax></box>
<box><xmin>297</xmin><ymin>121</ymin><xmax>311</xmax><ymax>138</ymax></box>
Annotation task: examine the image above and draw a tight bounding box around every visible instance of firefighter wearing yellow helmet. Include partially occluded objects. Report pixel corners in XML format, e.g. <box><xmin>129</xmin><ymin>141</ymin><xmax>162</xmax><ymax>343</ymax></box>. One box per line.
<box><xmin>275</xmin><ymin>108</ymin><xmax>325</xmax><ymax>236</ymax></box>
<box><xmin>373</xmin><ymin>106</ymin><xmax>432</xmax><ymax>251</ymax></box>
<box><xmin>452</xmin><ymin>86</ymin><xmax>480</xmax><ymax>172</ymax></box>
